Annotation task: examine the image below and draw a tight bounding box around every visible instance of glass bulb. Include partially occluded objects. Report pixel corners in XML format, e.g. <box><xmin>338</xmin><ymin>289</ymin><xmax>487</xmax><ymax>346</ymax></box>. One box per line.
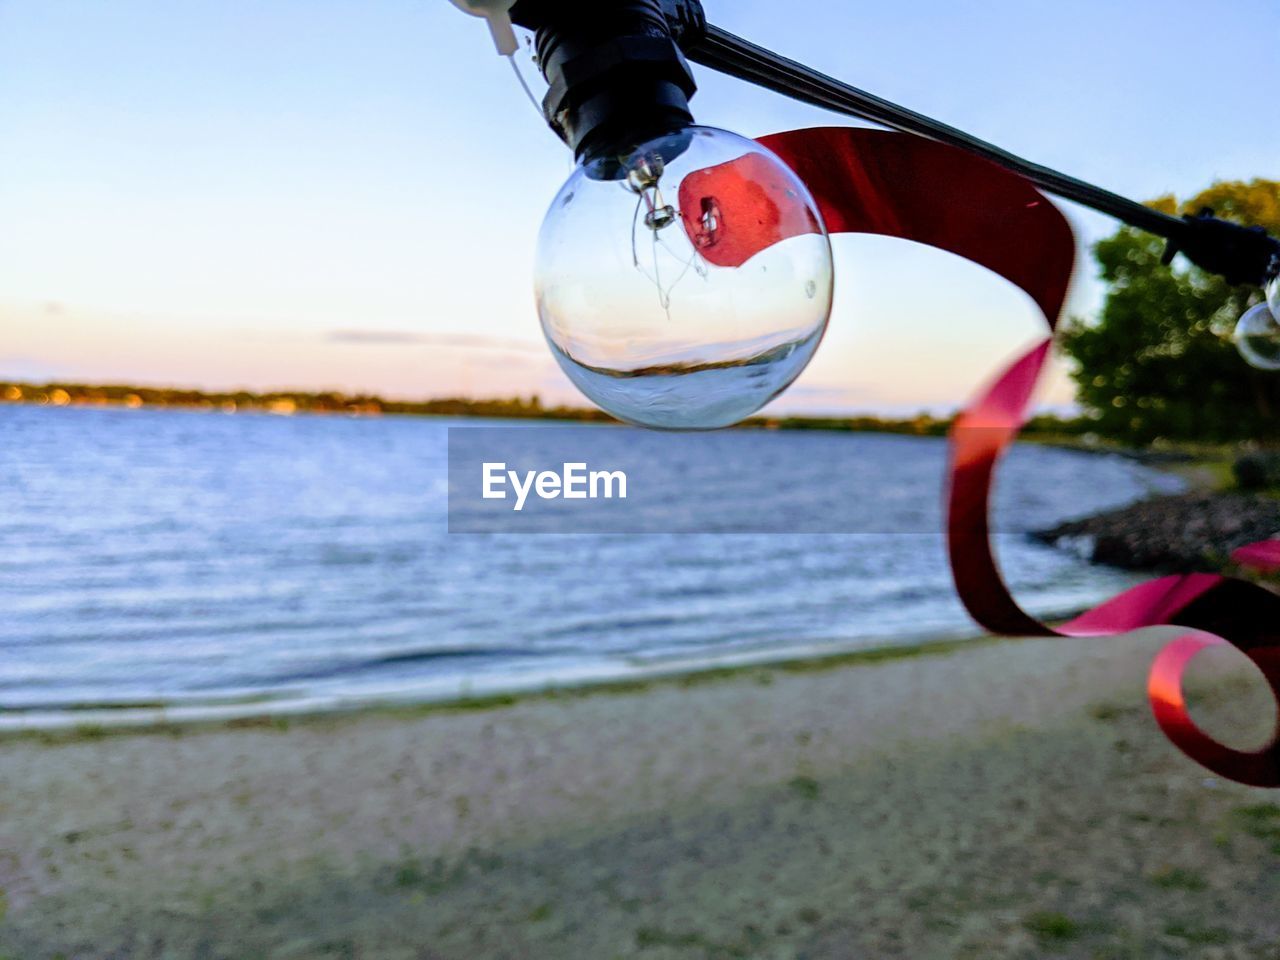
<box><xmin>535</xmin><ymin>126</ymin><xmax>834</xmax><ymax>429</ymax></box>
<box><xmin>1235</xmin><ymin>302</ymin><xmax>1280</xmax><ymax>371</ymax></box>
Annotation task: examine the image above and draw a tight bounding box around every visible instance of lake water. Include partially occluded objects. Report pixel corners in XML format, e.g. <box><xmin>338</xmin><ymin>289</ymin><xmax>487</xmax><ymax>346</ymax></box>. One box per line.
<box><xmin>0</xmin><ymin>405</ymin><xmax>1182</xmax><ymax>724</ymax></box>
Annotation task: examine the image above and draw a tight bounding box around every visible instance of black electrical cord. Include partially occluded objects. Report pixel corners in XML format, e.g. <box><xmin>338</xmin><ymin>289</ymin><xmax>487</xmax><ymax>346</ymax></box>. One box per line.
<box><xmin>688</xmin><ymin>25</ymin><xmax>1178</xmax><ymax>235</ymax></box>
<box><xmin>684</xmin><ymin>22</ymin><xmax>1280</xmax><ymax>288</ymax></box>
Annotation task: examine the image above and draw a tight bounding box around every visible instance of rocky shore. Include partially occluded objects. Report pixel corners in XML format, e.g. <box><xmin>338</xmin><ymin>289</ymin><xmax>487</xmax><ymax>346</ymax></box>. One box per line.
<box><xmin>1035</xmin><ymin>491</ymin><xmax>1280</xmax><ymax>572</ymax></box>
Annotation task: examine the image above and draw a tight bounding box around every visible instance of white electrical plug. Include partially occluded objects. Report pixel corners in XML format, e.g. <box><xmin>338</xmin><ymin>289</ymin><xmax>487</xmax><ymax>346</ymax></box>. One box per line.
<box><xmin>446</xmin><ymin>0</ymin><xmax>519</xmax><ymax>56</ymax></box>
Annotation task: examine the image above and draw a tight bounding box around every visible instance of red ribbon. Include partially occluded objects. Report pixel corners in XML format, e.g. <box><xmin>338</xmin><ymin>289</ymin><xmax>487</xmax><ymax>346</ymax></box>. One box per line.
<box><xmin>722</xmin><ymin>126</ymin><xmax>1280</xmax><ymax>786</ymax></box>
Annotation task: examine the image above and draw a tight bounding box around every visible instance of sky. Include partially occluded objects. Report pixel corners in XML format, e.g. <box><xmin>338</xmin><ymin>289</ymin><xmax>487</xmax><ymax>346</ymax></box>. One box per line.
<box><xmin>1</xmin><ymin>0</ymin><xmax>1276</xmax><ymax>415</ymax></box>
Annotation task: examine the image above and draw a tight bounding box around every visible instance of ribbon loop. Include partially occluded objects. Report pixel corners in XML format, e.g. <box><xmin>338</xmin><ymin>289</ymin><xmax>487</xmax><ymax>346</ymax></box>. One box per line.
<box><xmin>755</xmin><ymin>125</ymin><xmax>1280</xmax><ymax>786</ymax></box>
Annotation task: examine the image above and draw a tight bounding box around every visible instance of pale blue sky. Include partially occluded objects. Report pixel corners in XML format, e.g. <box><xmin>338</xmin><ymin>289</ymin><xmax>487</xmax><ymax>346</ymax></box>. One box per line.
<box><xmin>0</xmin><ymin>0</ymin><xmax>1275</xmax><ymax>412</ymax></box>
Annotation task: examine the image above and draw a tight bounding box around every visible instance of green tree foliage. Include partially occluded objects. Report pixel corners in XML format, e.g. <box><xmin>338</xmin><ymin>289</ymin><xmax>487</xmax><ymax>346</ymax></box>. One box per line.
<box><xmin>1058</xmin><ymin>179</ymin><xmax>1280</xmax><ymax>445</ymax></box>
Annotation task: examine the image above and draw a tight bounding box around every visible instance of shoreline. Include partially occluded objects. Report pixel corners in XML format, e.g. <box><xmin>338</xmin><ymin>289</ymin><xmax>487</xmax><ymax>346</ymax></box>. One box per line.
<box><xmin>3</xmin><ymin>625</ymin><xmax>1276</xmax><ymax>958</ymax></box>
<box><xmin>1033</xmin><ymin>438</ymin><xmax>1280</xmax><ymax>574</ymax></box>
<box><xmin>0</xmin><ymin>627</ymin><xmax>1014</xmax><ymax>740</ymax></box>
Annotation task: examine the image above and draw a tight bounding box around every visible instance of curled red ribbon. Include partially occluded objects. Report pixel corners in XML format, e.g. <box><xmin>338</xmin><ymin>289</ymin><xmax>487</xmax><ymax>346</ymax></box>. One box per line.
<box><xmin>742</xmin><ymin>126</ymin><xmax>1280</xmax><ymax>786</ymax></box>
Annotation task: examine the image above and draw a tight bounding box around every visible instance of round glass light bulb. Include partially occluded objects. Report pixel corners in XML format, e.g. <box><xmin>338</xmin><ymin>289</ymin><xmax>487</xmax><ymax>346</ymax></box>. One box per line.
<box><xmin>534</xmin><ymin>126</ymin><xmax>834</xmax><ymax>429</ymax></box>
<box><xmin>1235</xmin><ymin>301</ymin><xmax>1280</xmax><ymax>371</ymax></box>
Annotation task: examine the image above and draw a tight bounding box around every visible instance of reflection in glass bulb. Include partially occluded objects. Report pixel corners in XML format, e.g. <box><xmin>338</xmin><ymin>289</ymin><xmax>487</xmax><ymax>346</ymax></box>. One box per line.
<box><xmin>535</xmin><ymin>127</ymin><xmax>833</xmax><ymax>430</ymax></box>
<box><xmin>1235</xmin><ymin>302</ymin><xmax>1280</xmax><ymax>371</ymax></box>
<box><xmin>1268</xmin><ymin>272</ymin><xmax>1279</xmax><ymax>319</ymax></box>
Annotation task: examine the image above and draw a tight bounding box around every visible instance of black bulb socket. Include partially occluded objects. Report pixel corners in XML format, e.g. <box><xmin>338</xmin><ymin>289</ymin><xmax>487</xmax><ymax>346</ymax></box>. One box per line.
<box><xmin>510</xmin><ymin>0</ymin><xmax>706</xmax><ymax>175</ymax></box>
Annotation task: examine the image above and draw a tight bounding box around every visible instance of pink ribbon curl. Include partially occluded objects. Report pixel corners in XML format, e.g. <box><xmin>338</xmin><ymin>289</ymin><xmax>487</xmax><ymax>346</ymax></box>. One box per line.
<box><xmin>750</xmin><ymin>126</ymin><xmax>1280</xmax><ymax>787</ymax></box>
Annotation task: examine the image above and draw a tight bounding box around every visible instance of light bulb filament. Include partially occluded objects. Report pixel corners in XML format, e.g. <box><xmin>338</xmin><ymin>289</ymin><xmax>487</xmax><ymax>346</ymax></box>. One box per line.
<box><xmin>621</xmin><ymin>154</ymin><xmax>713</xmax><ymax>317</ymax></box>
<box><xmin>644</xmin><ymin>204</ymin><xmax>677</xmax><ymax>231</ymax></box>
<box><xmin>629</xmin><ymin>195</ymin><xmax>708</xmax><ymax>317</ymax></box>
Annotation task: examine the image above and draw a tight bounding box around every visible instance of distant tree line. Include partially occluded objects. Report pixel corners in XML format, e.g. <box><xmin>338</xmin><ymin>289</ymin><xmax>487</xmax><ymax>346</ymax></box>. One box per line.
<box><xmin>0</xmin><ymin>381</ymin><xmax>613</xmax><ymax>422</ymax></box>
<box><xmin>0</xmin><ymin>379</ymin><xmax>1095</xmax><ymax>441</ymax></box>
<box><xmin>756</xmin><ymin>412</ymin><xmax>1090</xmax><ymax>439</ymax></box>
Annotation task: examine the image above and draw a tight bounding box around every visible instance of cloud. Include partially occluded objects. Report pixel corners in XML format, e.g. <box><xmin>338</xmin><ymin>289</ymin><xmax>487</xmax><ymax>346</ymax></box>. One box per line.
<box><xmin>778</xmin><ymin>383</ymin><xmax>876</xmax><ymax>401</ymax></box>
<box><xmin>328</xmin><ymin>330</ymin><xmax>544</xmax><ymax>352</ymax></box>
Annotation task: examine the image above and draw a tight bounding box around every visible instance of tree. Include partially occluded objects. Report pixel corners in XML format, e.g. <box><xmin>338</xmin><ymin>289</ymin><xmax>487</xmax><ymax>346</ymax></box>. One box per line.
<box><xmin>1057</xmin><ymin>179</ymin><xmax>1280</xmax><ymax>445</ymax></box>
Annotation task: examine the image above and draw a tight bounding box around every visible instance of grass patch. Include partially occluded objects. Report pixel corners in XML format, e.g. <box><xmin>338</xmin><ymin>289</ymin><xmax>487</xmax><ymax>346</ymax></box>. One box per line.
<box><xmin>526</xmin><ymin>902</ymin><xmax>553</xmax><ymax>923</ymax></box>
<box><xmin>787</xmin><ymin>775</ymin><xmax>822</xmax><ymax>801</ymax></box>
<box><xmin>676</xmin><ymin>668</ymin><xmax>770</xmax><ymax>690</ymax></box>
<box><xmin>635</xmin><ymin>927</ymin><xmax>705</xmax><ymax>950</ymax></box>
<box><xmin>391</xmin><ymin>859</ymin><xmax>431</xmax><ymax>890</ymax></box>
<box><xmin>774</xmin><ymin>633</ymin><xmax>1008</xmax><ymax>675</ymax></box>
<box><xmin>1164</xmin><ymin>453</ymin><xmax>1237</xmax><ymax>493</ymax></box>
<box><xmin>1023</xmin><ymin>911</ymin><xmax>1081</xmax><ymax>946</ymax></box>
<box><xmin>634</xmin><ymin>924</ymin><xmax>764</xmax><ymax>957</ymax></box>
<box><xmin>1164</xmin><ymin>922</ymin><xmax>1231</xmax><ymax>945</ymax></box>
<box><xmin>1148</xmin><ymin>866</ymin><xmax>1207</xmax><ymax>891</ymax></box>
<box><xmin>379</xmin><ymin>849</ymin><xmax>505</xmax><ymax>896</ymax></box>
<box><xmin>431</xmin><ymin>692</ymin><xmax>522</xmax><ymax>712</ymax></box>
<box><xmin>1231</xmin><ymin>802</ymin><xmax>1280</xmax><ymax>853</ymax></box>
<box><xmin>1232</xmin><ymin>802</ymin><xmax>1280</xmax><ymax>830</ymax></box>
<box><xmin>225</xmin><ymin>714</ymin><xmax>292</xmax><ymax>732</ymax></box>
<box><xmin>1088</xmin><ymin>702</ymin><xmax>1140</xmax><ymax>723</ymax></box>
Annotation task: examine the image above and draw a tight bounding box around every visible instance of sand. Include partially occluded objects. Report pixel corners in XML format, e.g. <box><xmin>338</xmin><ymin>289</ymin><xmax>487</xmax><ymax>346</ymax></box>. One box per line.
<box><xmin>1</xmin><ymin>629</ymin><xmax>1277</xmax><ymax>959</ymax></box>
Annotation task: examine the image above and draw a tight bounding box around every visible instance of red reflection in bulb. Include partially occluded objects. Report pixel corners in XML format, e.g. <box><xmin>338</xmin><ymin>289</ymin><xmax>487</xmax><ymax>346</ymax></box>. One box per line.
<box><xmin>678</xmin><ymin>152</ymin><xmax>821</xmax><ymax>268</ymax></box>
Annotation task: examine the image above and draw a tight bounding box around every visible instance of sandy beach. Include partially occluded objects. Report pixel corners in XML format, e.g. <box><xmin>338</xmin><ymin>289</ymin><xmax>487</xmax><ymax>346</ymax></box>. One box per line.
<box><xmin>1</xmin><ymin>629</ymin><xmax>1277</xmax><ymax>959</ymax></box>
